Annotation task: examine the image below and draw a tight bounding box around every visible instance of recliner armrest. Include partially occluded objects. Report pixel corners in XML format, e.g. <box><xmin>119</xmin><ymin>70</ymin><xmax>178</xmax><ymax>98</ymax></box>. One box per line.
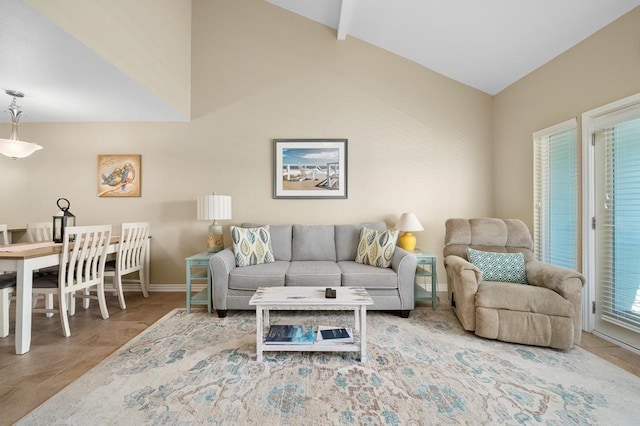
<box><xmin>526</xmin><ymin>261</ymin><xmax>585</xmax><ymax>297</ymax></box>
<box><xmin>444</xmin><ymin>255</ymin><xmax>481</xmax><ymax>279</ymax></box>
<box><xmin>443</xmin><ymin>255</ymin><xmax>482</xmax><ymax>331</ymax></box>
<box><xmin>526</xmin><ymin>260</ymin><xmax>585</xmax><ymax>345</ymax></box>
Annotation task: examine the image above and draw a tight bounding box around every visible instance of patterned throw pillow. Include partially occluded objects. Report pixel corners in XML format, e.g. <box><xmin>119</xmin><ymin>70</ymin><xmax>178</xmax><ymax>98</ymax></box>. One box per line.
<box><xmin>466</xmin><ymin>248</ymin><xmax>528</xmax><ymax>284</ymax></box>
<box><xmin>355</xmin><ymin>227</ymin><xmax>399</xmax><ymax>268</ymax></box>
<box><xmin>231</xmin><ymin>226</ymin><xmax>275</xmax><ymax>267</ymax></box>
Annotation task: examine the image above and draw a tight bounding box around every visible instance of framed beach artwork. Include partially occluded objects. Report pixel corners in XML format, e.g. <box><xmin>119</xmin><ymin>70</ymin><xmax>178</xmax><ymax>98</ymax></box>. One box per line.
<box><xmin>273</xmin><ymin>139</ymin><xmax>348</xmax><ymax>199</ymax></box>
<box><xmin>97</xmin><ymin>154</ymin><xmax>141</xmax><ymax>197</ymax></box>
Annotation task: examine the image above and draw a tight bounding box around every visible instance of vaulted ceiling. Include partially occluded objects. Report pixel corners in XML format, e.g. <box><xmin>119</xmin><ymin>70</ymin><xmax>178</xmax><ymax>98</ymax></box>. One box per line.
<box><xmin>1</xmin><ymin>0</ymin><xmax>639</xmax><ymax>123</ymax></box>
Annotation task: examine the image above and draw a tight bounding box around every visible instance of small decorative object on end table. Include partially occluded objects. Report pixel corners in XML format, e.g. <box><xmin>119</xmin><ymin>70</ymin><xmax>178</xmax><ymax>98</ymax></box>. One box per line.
<box><xmin>412</xmin><ymin>249</ymin><xmax>438</xmax><ymax>310</ymax></box>
<box><xmin>185</xmin><ymin>252</ymin><xmax>215</xmax><ymax>313</ymax></box>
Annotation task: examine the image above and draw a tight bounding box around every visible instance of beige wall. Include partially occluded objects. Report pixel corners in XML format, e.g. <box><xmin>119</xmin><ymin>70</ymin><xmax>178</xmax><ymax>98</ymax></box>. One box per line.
<box><xmin>26</xmin><ymin>0</ymin><xmax>192</xmax><ymax>119</ymax></box>
<box><xmin>0</xmin><ymin>0</ymin><xmax>493</xmax><ymax>285</ymax></box>
<box><xmin>492</xmin><ymin>6</ymin><xmax>640</xmax><ymax>235</ymax></box>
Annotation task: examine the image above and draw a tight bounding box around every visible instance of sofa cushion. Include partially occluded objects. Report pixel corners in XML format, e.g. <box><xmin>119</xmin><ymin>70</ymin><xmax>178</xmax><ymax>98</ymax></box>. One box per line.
<box><xmin>335</xmin><ymin>222</ymin><xmax>386</xmax><ymax>261</ymax></box>
<box><xmin>355</xmin><ymin>227</ymin><xmax>398</xmax><ymax>268</ymax></box>
<box><xmin>292</xmin><ymin>225</ymin><xmax>336</xmax><ymax>261</ymax></box>
<box><xmin>231</xmin><ymin>226</ymin><xmax>275</xmax><ymax>267</ymax></box>
<box><xmin>338</xmin><ymin>261</ymin><xmax>398</xmax><ymax>289</ymax></box>
<box><xmin>467</xmin><ymin>248</ymin><xmax>527</xmax><ymax>284</ymax></box>
<box><xmin>229</xmin><ymin>261</ymin><xmax>289</xmax><ymax>290</ymax></box>
<box><xmin>476</xmin><ymin>281</ymin><xmax>573</xmax><ymax>317</ymax></box>
<box><xmin>286</xmin><ymin>261</ymin><xmax>341</xmax><ymax>287</ymax></box>
<box><xmin>269</xmin><ymin>225</ymin><xmax>293</xmax><ymax>261</ymax></box>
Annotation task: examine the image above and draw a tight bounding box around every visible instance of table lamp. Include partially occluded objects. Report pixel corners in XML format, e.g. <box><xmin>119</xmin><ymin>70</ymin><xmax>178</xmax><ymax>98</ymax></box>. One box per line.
<box><xmin>197</xmin><ymin>194</ymin><xmax>232</xmax><ymax>253</ymax></box>
<box><xmin>395</xmin><ymin>212</ymin><xmax>423</xmax><ymax>251</ymax></box>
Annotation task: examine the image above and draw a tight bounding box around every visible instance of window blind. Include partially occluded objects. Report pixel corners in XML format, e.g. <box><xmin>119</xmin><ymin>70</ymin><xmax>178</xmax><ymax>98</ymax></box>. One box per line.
<box><xmin>533</xmin><ymin>119</ymin><xmax>578</xmax><ymax>269</ymax></box>
<box><xmin>599</xmin><ymin>117</ymin><xmax>640</xmax><ymax>331</ymax></box>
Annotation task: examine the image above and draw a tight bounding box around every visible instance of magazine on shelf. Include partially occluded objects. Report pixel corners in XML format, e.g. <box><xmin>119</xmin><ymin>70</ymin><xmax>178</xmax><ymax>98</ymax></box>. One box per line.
<box><xmin>265</xmin><ymin>325</ymin><xmax>315</xmax><ymax>344</ymax></box>
<box><xmin>316</xmin><ymin>326</ymin><xmax>354</xmax><ymax>343</ymax></box>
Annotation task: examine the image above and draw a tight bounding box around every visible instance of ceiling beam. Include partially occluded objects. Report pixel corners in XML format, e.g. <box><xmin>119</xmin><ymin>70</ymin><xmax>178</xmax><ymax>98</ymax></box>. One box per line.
<box><xmin>337</xmin><ymin>0</ymin><xmax>356</xmax><ymax>40</ymax></box>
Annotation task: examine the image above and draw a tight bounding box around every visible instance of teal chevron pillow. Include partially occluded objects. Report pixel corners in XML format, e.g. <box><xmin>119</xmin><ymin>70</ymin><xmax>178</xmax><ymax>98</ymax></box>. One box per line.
<box><xmin>231</xmin><ymin>225</ymin><xmax>275</xmax><ymax>267</ymax></box>
<box><xmin>355</xmin><ymin>227</ymin><xmax>398</xmax><ymax>268</ymax></box>
<box><xmin>466</xmin><ymin>248</ymin><xmax>528</xmax><ymax>284</ymax></box>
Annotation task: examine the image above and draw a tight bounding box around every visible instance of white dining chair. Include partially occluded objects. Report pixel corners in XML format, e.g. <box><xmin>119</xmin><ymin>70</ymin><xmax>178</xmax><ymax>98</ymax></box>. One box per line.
<box><xmin>101</xmin><ymin>222</ymin><xmax>150</xmax><ymax>310</ymax></box>
<box><xmin>0</xmin><ymin>224</ymin><xmax>16</xmax><ymax>337</ymax></box>
<box><xmin>27</xmin><ymin>222</ymin><xmax>57</xmax><ymax>315</ymax></box>
<box><xmin>26</xmin><ymin>222</ymin><xmax>53</xmax><ymax>242</ymax></box>
<box><xmin>31</xmin><ymin>224</ymin><xmax>112</xmax><ymax>337</ymax></box>
<box><xmin>0</xmin><ymin>224</ymin><xmax>8</xmax><ymax>246</ymax></box>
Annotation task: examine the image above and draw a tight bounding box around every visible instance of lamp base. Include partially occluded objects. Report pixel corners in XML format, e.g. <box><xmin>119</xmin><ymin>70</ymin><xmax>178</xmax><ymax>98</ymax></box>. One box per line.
<box><xmin>398</xmin><ymin>232</ymin><xmax>417</xmax><ymax>251</ymax></box>
<box><xmin>207</xmin><ymin>221</ymin><xmax>224</xmax><ymax>253</ymax></box>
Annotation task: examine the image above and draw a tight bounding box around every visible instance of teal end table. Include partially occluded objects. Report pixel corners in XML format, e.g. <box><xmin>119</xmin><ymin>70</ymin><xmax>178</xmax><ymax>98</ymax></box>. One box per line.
<box><xmin>411</xmin><ymin>249</ymin><xmax>438</xmax><ymax>310</ymax></box>
<box><xmin>185</xmin><ymin>251</ymin><xmax>215</xmax><ymax>313</ymax></box>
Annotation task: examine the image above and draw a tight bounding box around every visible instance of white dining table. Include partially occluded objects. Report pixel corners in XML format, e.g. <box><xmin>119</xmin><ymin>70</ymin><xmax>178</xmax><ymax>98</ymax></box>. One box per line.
<box><xmin>0</xmin><ymin>236</ymin><xmax>150</xmax><ymax>354</ymax></box>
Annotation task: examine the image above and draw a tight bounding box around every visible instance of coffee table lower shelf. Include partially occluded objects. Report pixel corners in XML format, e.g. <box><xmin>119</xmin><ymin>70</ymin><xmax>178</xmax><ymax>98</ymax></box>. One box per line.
<box><xmin>261</xmin><ymin>339</ymin><xmax>362</xmax><ymax>354</ymax></box>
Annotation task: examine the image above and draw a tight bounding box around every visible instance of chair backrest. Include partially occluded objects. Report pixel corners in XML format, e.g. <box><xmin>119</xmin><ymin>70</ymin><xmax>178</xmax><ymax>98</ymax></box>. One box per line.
<box><xmin>27</xmin><ymin>222</ymin><xmax>53</xmax><ymax>242</ymax></box>
<box><xmin>443</xmin><ymin>218</ymin><xmax>535</xmax><ymax>262</ymax></box>
<box><xmin>116</xmin><ymin>222</ymin><xmax>150</xmax><ymax>275</ymax></box>
<box><xmin>59</xmin><ymin>225</ymin><xmax>112</xmax><ymax>292</ymax></box>
<box><xmin>0</xmin><ymin>224</ymin><xmax>8</xmax><ymax>246</ymax></box>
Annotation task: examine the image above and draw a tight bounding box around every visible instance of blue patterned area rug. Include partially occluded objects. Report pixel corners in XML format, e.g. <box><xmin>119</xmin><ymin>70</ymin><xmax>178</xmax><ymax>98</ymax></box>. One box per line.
<box><xmin>19</xmin><ymin>308</ymin><xmax>640</xmax><ymax>425</ymax></box>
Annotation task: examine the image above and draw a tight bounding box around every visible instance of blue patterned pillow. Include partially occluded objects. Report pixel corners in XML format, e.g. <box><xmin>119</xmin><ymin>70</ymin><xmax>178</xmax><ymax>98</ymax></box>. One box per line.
<box><xmin>231</xmin><ymin>226</ymin><xmax>275</xmax><ymax>267</ymax></box>
<box><xmin>466</xmin><ymin>248</ymin><xmax>528</xmax><ymax>284</ymax></box>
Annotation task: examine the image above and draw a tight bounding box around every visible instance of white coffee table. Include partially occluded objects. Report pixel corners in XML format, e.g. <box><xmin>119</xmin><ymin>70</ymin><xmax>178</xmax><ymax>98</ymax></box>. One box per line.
<box><xmin>248</xmin><ymin>286</ymin><xmax>373</xmax><ymax>362</ymax></box>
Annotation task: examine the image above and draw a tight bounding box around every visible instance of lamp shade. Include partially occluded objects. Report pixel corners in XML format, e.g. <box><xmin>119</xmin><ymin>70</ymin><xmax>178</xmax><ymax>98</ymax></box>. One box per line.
<box><xmin>395</xmin><ymin>213</ymin><xmax>424</xmax><ymax>232</ymax></box>
<box><xmin>0</xmin><ymin>138</ymin><xmax>43</xmax><ymax>159</ymax></box>
<box><xmin>197</xmin><ymin>194</ymin><xmax>232</xmax><ymax>221</ymax></box>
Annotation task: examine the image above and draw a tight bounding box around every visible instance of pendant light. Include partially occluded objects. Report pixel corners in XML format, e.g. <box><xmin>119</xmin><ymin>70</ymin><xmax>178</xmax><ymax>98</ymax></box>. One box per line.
<box><xmin>0</xmin><ymin>90</ymin><xmax>43</xmax><ymax>159</ymax></box>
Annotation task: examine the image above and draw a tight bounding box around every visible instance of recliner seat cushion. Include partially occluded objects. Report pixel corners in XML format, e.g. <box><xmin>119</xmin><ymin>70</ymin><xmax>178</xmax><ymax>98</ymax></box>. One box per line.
<box><xmin>476</xmin><ymin>281</ymin><xmax>573</xmax><ymax>317</ymax></box>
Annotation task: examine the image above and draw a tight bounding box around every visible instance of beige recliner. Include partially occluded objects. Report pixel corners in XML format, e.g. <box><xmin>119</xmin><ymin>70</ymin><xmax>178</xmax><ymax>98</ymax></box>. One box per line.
<box><xmin>443</xmin><ymin>218</ymin><xmax>585</xmax><ymax>350</ymax></box>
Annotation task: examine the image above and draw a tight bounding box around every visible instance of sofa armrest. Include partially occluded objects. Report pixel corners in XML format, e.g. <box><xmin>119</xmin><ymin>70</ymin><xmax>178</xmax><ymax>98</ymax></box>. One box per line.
<box><xmin>443</xmin><ymin>255</ymin><xmax>481</xmax><ymax>331</ymax></box>
<box><xmin>526</xmin><ymin>261</ymin><xmax>585</xmax><ymax>344</ymax></box>
<box><xmin>391</xmin><ymin>247</ymin><xmax>417</xmax><ymax>310</ymax></box>
<box><xmin>210</xmin><ymin>248</ymin><xmax>236</xmax><ymax>311</ymax></box>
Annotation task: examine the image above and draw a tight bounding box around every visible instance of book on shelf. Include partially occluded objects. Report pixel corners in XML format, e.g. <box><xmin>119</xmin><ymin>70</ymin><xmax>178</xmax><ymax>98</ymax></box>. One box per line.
<box><xmin>316</xmin><ymin>326</ymin><xmax>353</xmax><ymax>343</ymax></box>
<box><xmin>265</xmin><ymin>325</ymin><xmax>315</xmax><ymax>344</ymax></box>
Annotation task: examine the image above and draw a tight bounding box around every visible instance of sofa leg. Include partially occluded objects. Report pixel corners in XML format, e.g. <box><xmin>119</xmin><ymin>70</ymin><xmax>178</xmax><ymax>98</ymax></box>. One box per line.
<box><xmin>399</xmin><ymin>310</ymin><xmax>410</xmax><ymax>318</ymax></box>
<box><xmin>216</xmin><ymin>310</ymin><xmax>227</xmax><ymax>318</ymax></box>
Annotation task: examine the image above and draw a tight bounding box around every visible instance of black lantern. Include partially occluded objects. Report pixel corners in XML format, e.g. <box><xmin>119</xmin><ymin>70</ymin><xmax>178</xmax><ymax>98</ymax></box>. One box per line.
<box><xmin>53</xmin><ymin>198</ymin><xmax>75</xmax><ymax>243</ymax></box>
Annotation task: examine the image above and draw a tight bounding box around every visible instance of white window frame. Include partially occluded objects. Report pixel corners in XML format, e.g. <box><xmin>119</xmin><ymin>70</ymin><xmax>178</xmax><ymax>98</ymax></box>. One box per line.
<box><xmin>533</xmin><ymin>118</ymin><xmax>578</xmax><ymax>268</ymax></box>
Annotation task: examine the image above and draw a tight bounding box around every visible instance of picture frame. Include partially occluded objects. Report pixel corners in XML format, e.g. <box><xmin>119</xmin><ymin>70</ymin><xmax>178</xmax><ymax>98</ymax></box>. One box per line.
<box><xmin>97</xmin><ymin>154</ymin><xmax>141</xmax><ymax>197</ymax></box>
<box><xmin>273</xmin><ymin>139</ymin><xmax>348</xmax><ymax>199</ymax></box>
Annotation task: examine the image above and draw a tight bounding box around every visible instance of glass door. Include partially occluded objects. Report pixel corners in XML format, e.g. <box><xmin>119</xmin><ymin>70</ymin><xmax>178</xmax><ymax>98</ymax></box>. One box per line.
<box><xmin>593</xmin><ymin>118</ymin><xmax>640</xmax><ymax>351</ymax></box>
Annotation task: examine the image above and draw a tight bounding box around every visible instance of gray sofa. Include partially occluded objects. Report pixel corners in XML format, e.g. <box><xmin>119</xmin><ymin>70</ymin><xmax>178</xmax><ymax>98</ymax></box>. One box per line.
<box><xmin>209</xmin><ymin>222</ymin><xmax>417</xmax><ymax>318</ymax></box>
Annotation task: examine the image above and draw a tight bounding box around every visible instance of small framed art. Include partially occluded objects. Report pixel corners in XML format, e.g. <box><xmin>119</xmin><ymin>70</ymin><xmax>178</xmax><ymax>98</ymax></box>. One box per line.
<box><xmin>97</xmin><ymin>154</ymin><xmax>141</xmax><ymax>197</ymax></box>
<box><xmin>273</xmin><ymin>139</ymin><xmax>348</xmax><ymax>199</ymax></box>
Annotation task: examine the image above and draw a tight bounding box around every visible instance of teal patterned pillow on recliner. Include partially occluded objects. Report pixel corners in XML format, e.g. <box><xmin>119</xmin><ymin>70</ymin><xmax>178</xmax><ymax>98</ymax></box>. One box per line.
<box><xmin>466</xmin><ymin>248</ymin><xmax>528</xmax><ymax>284</ymax></box>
